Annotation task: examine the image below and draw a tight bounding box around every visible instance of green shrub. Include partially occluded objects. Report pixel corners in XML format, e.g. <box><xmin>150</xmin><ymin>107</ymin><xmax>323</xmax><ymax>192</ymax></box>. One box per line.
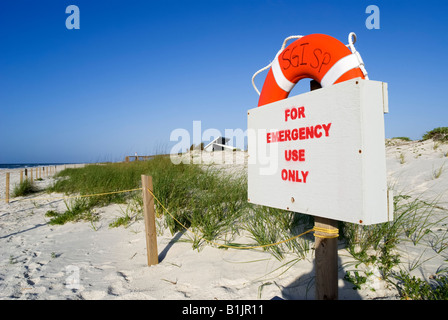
<box><xmin>395</xmin><ymin>271</ymin><xmax>448</xmax><ymax>300</ymax></box>
<box><xmin>422</xmin><ymin>127</ymin><xmax>448</xmax><ymax>142</ymax></box>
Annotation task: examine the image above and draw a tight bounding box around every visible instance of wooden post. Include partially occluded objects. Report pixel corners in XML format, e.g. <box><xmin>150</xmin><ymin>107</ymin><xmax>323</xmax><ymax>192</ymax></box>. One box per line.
<box><xmin>5</xmin><ymin>172</ymin><xmax>10</xmax><ymax>203</ymax></box>
<box><xmin>30</xmin><ymin>168</ymin><xmax>33</xmax><ymax>182</ymax></box>
<box><xmin>25</xmin><ymin>168</ymin><xmax>28</xmax><ymax>179</ymax></box>
<box><xmin>141</xmin><ymin>175</ymin><xmax>159</xmax><ymax>266</ymax></box>
<box><xmin>314</xmin><ymin>217</ymin><xmax>339</xmax><ymax>300</ymax></box>
<box><xmin>20</xmin><ymin>170</ymin><xmax>23</xmax><ymax>183</ymax></box>
<box><xmin>309</xmin><ymin>80</ymin><xmax>339</xmax><ymax>300</ymax></box>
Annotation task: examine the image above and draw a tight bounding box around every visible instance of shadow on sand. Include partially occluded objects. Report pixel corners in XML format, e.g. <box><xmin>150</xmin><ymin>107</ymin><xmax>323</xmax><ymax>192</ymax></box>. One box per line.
<box><xmin>158</xmin><ymin>231</ymin><xmax>185</xmax><ymax>263</ymax></box>
<box><xmin>272</xmin><ymin>255</ymin><xmax>363</xmax><ymax>300</ymax></box>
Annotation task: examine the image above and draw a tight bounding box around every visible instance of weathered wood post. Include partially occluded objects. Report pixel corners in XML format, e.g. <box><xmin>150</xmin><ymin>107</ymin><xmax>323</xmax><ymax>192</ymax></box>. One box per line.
<box><xmin>314</xmin><ymin>217</ymin><xmax>339</xmax><ymax>300</ymax></box>
<box><xmin>141</xmin><ymin>175</ymin><xmax>159</xmax><ymax>266</ymax></box>
<box><xmin>5</xmin><ymin>172</ymin><xmax>10</xmax><ymax>203</ymax></box>
<box><xmin>310</xmin><ymin>80</ymin><xmax>339</xmax><ymax>300</ymax></box>
<box><xmin>20</xmin><ymin>170</ymin><xmax>23</xmax><ymax>184</ymax></box>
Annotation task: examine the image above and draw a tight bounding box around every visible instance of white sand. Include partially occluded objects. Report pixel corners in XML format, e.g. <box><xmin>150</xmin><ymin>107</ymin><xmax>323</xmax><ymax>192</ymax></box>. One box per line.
<box><xmin>1</xmin><ymin>141</ymin><xmax>447</xmax><ymax>300</ymax></box>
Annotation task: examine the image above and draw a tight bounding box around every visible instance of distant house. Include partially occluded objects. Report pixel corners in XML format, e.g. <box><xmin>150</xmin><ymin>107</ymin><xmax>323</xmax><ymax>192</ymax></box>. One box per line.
<box><xmin>203</xmin><ymin>137</ymin><xmax>236</xmax><ymax>152</ymax></box>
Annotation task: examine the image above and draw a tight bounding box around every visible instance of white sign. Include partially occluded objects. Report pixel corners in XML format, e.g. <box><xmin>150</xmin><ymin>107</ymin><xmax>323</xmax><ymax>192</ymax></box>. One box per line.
<box><xmin>247</xmin><ymin>79</ymin><xmax>392</xmax><ymax>225</ymax></box>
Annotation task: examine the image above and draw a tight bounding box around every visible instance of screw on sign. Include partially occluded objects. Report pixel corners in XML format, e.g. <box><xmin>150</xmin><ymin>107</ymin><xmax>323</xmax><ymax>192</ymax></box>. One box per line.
<box><xmin>249</xmin><ymin>33</ymin><xmax>391</xmax><ymax>300</ymax></box>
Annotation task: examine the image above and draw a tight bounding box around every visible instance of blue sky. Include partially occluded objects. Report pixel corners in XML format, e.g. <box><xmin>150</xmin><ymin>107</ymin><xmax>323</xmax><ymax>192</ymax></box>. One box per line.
<box><xmin>0</xmin><ymin>0</ymin><xmax>447</xmax><ymax>163</ymax></box>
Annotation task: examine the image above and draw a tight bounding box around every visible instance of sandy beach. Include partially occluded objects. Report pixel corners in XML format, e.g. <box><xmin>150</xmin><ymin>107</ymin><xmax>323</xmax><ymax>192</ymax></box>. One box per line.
<box><xmin>1</xmin><ymin>140</ymin><xmax>447</xmax><ymax>301</ymax></box>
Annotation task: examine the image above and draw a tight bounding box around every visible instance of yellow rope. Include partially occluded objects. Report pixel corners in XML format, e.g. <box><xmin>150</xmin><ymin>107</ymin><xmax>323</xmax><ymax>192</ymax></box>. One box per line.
<box><xmin>145</xmin><ymin>188</ymin><xmax>339</xmax><ymax>250</ymax></box>
<box><xmin>2</xmin><ymin>188</ymin><xmax>142</xmax><ymax>203</ymax></box>
<box><xmin>313</xmin><ymin>226</ymin><xmax>339</xmax><ymax>239</ymax></box>
<box><xmin>3</xmin><ymin>182</ymin><xmax>339</xmax><ymax>247</ymax></box>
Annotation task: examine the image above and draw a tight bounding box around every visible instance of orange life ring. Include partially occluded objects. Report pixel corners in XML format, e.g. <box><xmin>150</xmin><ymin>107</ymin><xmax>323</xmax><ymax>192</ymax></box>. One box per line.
<box><xmin>258</xmin><ymin>33</ymin><xmax>367</xmax><ymax>107</ymax></box>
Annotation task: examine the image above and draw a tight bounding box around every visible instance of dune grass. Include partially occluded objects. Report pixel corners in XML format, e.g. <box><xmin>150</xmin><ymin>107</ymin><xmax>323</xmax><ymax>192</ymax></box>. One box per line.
<box><xmin>341</xmin><ymin>192</ymin><xmax>448</xmax><ymax>298</ymax></box>
<box><xmin>45</xmin><ymin>157</ymin><xmax>248</xmax><ymax>244</ymax></box>
<box><xmin>12</xmin><ymin>179</ymin><xmax>38</xmax><ymax>197</ymax></box>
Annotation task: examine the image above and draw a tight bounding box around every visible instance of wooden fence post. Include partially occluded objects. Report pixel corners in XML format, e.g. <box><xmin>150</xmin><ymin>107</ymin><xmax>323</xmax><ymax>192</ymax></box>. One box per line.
<box><xmin>20</xmin><ymin>170</ymin><xmax>23</xmax><ymax>183</ymax></box>
<box><xmin>5</xmin><ymin>172</ymin><xmax>10</xmax><ymax>203</ymax></box>
<box><xmin>141</xmin><ymin>175</ymin><xmax>159</xmax><ymax>266</ymax></box>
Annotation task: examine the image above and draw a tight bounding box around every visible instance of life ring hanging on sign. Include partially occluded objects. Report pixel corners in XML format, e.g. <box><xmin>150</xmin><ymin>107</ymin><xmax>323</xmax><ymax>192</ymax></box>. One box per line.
<box><xmin>253</xmin><ymin>32</ymin><xmax>369</xmax><ymax>107</ymax></box>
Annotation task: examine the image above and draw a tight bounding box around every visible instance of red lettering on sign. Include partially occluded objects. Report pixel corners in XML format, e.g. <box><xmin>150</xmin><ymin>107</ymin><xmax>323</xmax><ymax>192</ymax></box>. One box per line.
<box><xmin>299</xmin><ymin>149</ymin><xmax>305</xmax><ymax>161</ymax></box>
<box><xmin>285</xmin><ymin>106</ymin><xmax>306</xmax><ymax>122</ymax></box>
<box><xmin>267</xmin><ymin>123</ymin><xmax>332</xmax><ymax>143</ymax></box>
<box><xmin>281</xmin><ymin>169</ymin><xmax>309</xmax><ymax>183</ymax></box>
<box><xmin>302</xmin><ymin>170</ymin><xmax>309</xmax><ymax>183</ymax></box>
<box><xmin>292</xmin><ymin>128</ymin><xmax>298</xmax><ymax>140</ymax></box>
<box><xmin>281</xmin><ymin>169</ymin><xmax>288</xmax><ymax>180</ymax></box>
<box><xmin>314</xmin><ymin>124</ymin><xmax>323</xmax><ymax>138</ymax></box>
<box><xmin>299</xmin><ymin>127</ymin><xmax>305</xmax><ymax>140</ymax></box>
<box><xmin>278</xmin><ymin>130</ymin><xmax>284</xmax><ymax>142</ymax></box>
<box><xmin>306</xmin><ymin>126</ymin><xmax>314</xmax><ymax>139</ymax></box>
<box><xmin>298</xmin><ymin>106</ymin><xmax>305</xmax><ymax>119</ymax></box>
<box><xmin>285</xmin><ymin>149</ymin><xmax>305</xmax><ymax>161</ymax></box>
<box><xmin>323</xmin><ymin>123</ymin><xmax>332</xmax><ymax>136</ymax></box>
<box><xmin>284</xmin><ymin>129</ymin><xmax>291</xmax><ymax>141</ymax></box>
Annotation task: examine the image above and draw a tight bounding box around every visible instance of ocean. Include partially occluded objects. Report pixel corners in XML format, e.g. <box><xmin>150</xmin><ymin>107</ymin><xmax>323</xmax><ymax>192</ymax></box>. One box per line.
<box><xmin>0</xmin><ymin>163</ymin><xmax>76</xmax><ymax>170</ymax></box>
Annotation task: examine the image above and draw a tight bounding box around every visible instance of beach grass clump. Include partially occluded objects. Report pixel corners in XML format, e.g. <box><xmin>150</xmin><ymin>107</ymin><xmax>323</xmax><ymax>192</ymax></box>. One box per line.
<box><xmin>160</xmin><ymin>167</ymin><xmax>248</xmax><ymax>249</ymax></box>
<box><xmin>109</xmin><ymin>194</ymin><xmax>142</xmax><ymax>228</ymax></box>
<box><xmin>392</xmin><ymin>137</ymin><xmax>411</xmax><ymax>141</ymax></box>
<box><xmin>243</xmin><ymin>206</ymin><xmax>313</xmax><ymax>260</ymax></box>
<box><xmin>432</xmin><ymin>163</ymin><xmax>445</xmax><ymax>179</ymax></box>
<box><xmin>422</xmin><ymin>127</ymin><xmax>448</xmax><ymax>142</ymax></box>
<box><xmin>341</xmin><ymin>192</ymin><xmax>448</xmax><ymax>295</ymax></box>
<box><xmin>12</xmin><ymin>179</ymin><xmax>38</xmax><ymax>197</ymax></box>
<box><xmin>46</xmin><ymin>198</ymin><xmax>99</xmax><ymax>225</ymax></box>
